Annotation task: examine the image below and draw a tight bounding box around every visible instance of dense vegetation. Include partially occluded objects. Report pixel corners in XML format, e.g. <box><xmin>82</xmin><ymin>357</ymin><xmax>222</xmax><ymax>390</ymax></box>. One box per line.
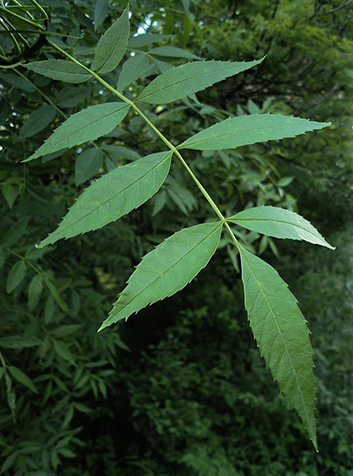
<box><xmin>0</xmin><ymin>1</ymin><xmax>352</xmax><ymax>475</ymax></box>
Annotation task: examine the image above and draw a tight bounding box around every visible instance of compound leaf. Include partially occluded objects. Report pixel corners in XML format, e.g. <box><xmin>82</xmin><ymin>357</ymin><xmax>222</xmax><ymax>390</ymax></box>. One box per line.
<box><xmin>179</xmin><ymin>114</ymin><xmax>330</xmax><ymax>150</ymax></box>
<box><xmin>240</xmin><ymin>246</ymin><xmax>317</xmax><ymax>450</ymax></box>
<box><xmin>99</xmin><ymin>221</ymin><xmax>223</xmax><ymax>330</ymax></box>
<box><xmin>135</xmin><ymin>59</ymin><xmax>264</xmax><ymax>104</ymax></box>
<box><xmin>23</xmin><ymin>60</ymin><xmax>91</xmax><ymax>83</ymax></box>
<box><xmin>24</xmin><ymin>102</ymin><xmax>130</xmax><ymax>162</ymax></box>
<box><xmin>228</xmin><ymin>206</ymin><xmax>334</xmax><ymax>249</ymax></box>
<box><xmin>95</xmin><ymin>6</ymin><xmax>130</xmax><ymax>74</ymax></box>
<box><xmin>38</xmin><ymin>151</ymin><xmax>172</xmax><ymax>248</ymax></box>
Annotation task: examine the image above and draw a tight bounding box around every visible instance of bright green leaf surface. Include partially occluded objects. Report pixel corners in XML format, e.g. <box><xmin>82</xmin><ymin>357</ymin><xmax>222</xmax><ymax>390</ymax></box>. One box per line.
<box><xmin>116</xmin><ymin>54</ymin><xmax>150</xmax><ymax>91</ymax></box>
<box><xmin>24</xmin><ymin>102</ymin><xmax>130</xmax><ymax>162</ymax></box>
<box><xmin>240</xmin><ymin>246</ymin><xmax>317</xmax><ymax>450</ymax></box>
<box><xmin>179</xmin><ymin>114</ymin><xmax>330</xmax><ymax>150</ymax></box>
<box><xmin>75</xmin><ymin>148</ymin><xmax>104</xmax><ymax>186</ymax></box>
<box><xmin>95</xmin><ymin>6</ymin><xmax>130</xmax><ymax>74</ymax></box>
<box><xmin>38</xmin><ymin>151</ymin><xmax>172</xmax><ymax>248</ymax></box>
<box><xmin>20</xmin><ymin>105</ymin><xmax>56</xmax><ymax>139</ymax></box>
<box><xmin>23</xmin><ymin>60</ymin><xmax>91</xmax><ymax>83</ymax></box>
<box><xmin>135</xmin><ymin>59</ymin><xmax>264</xmax><ymax>104</ymax></box>
<box><xmin>99</xmin><ymin>221</ymin><xmax>223</xmax><ymax>330</ymax></box>
<box><xmin>228</xmin><ymin>206</ymin><xmax>334</xmax><ymax>249</ymax></box>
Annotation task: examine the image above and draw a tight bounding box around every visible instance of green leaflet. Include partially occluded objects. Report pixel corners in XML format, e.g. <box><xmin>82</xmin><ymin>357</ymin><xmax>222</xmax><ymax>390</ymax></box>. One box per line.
<box><xmin>19</xmin><ymin>105</ymin><xmax>56</xmax><ymax>139</ymax></box>
<box><xmin>95</xmin><ymin>6</ymin><xmax>130</xmax><ymax>74</ymax></box>
<box><xmin>179</xmin><ymin>114</ymin><xmax>330</xmax><ymax>150</ymax></box>
<box><xmin>99</xmin><ymin>221</ymin><xmax>223</xmax><ymax>330</ymax></box>
<box><xmin>135</xmin><ymin>59</ymin><xmax>264</xmax><ymax>105</ymax></box>
<box><xmin>75</xmin><ymin>148</ymin><xmax>104</xmax><ymax>186</ymax></box>
<box><xmin>23</xmin><ymin>60</ymin><xmax>91</xmax><ymax>83</ymax></box>
<box><xmin>240</xmin><ymin>246</ymin><xmax>317</xmax><ymax>450</ymax></box>
<box><xmin>116</xmin><ymin>54</ymin><xmax>150</xmax><ymax>91</ymax></box>
<box><xmin>228</xmin><ymin>206</ymin><xmax>334</xmax><ymax>249</ymax></box>
<box><xmin>38</xmin><ymin>151</ymin><xmax>172</xmax><ymax>248</ymax></box>
<box><xmin>24</xmin><ymin>102</ymin><xmax>130</xmax><ymax>162</ymax></box>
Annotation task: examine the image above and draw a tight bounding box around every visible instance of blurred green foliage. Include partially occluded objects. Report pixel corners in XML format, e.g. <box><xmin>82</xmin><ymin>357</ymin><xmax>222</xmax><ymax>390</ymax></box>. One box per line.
<box><xmin>0</xmin><ymin>0</ymin><xmax>352</xmax><ymax>474</ymax></box>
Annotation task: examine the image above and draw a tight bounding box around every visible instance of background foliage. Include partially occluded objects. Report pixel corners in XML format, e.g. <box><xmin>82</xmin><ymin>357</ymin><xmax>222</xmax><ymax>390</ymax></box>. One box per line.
<box><xmin>0</xmin><ymin>0</ymin><xmax>352</xmax><ymax>474</ymax></box>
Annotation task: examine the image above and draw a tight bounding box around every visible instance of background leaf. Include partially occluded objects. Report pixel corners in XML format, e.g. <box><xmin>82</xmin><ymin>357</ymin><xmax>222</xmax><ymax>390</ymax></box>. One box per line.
<box><xmin>25</xmin><ymin>102</ymin><xmax>130</xmax><ymax>162</ymax></box>
<box><xmin>6</xmin><ymin>261</ymin><xmax>26</xmax><ymax>293</ymax></box>
<box><xmin>148</xmin><ymin>46</ymin><xmax>201</xmax><ymax>60</ymax></box>
<box><xmin>179</xmin><ymin>114</ymin><xmax>330</xmax><ymax>150</ymax></box>
<box><xmin>116</xmin><ymin>54</ymin><xmax>150</xmax><ymax>91</ymax></box>
<box><xmin>227</xmin><ymin>206</ymin><xmax>334</xmax><ymax>249</ymax></box>
<box><xmin>95</xmin><ymin>6</ymin><xmax>130</xmax><ymax>74</ymax></box>
<box><xmin>19</xmin><ymin>106</ymin><xmax>56</xmax><ymax>139</ymax></box>
<box><xmin>8</xmin><ymin>366</ymin><xmax>38</xmax><ymax>393</ymax></box>
<box><xmin>99</xmin><ymin>221</ymin><xmax>223</xmax><ymax>330</ymax></box>
<box><xmin>240</xmin><ymin>246</ymin><xmax>317</xmax><ymax>450</ymax></box>
<box><xmin>135</xmin><ymin>59</ymin><xmax>264</xmax><ymax>104</ymax></box>
<box><xmin>94</xmin><ymin>0</ymin><xmax>109</xmax><ymax>30</ymax></box>
<box><xmin>38</xmin><ymin>151</ymin><xmax>172</xmax><ymax>248</ymax></box>
<box><xmin>75</xmin><ymin>148</ymin><xmax>104</xmax><ymax>186</ymax></box>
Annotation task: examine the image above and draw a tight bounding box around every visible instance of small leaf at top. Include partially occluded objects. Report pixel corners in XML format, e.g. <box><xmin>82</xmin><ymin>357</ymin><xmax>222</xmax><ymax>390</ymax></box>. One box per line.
<box><xmin>23</xmin><ymin>60</ymin><xmax>91</xmax><ymax>84</ymax></box>
<box><xmin>24</xmin><ymin>102</ymin><xmax>130</xmax><ymax>162</ymax></box>
<box><xmin>227</xmin><ymin>206</ymin><xmax>334</xmax><ymax>249</ymax></box>
<box><xmin>240</xmin><ymin>246</ymin><xmax>317</xmax><ymax>450</ymax></box>
<box><xmin>179</xmin><ymin>114</ymin><xmax>330</xmax><ymax>150</ymax></box>
<box><xmin>99</xmin><ymin>221</ymin><xmax>223</xmax><ymax>330</ymax></box>
<box><xmin>95</xmin><ymin>6</ymin><xmax>130</xmax><ymax>74</ymax></box>
<box><xmin>135</xmin><ymin>58</ymin><xmax>264</xmax><ymax>105</ymax></box>
<box><xmin>38</xmin><ymin>151</ymin><xmax>172</xmax><ymax>248</ymax></box>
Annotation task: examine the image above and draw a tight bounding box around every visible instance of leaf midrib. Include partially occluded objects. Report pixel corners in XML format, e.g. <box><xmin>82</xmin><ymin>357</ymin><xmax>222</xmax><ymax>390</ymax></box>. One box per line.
<box><xmin>109</xmin><ymin>223</ymin><xmax>222</xmax><ymax>319</ymax></box>
<box><xmin>241</xmin><ymin>249</ymin><xmax>312</xmax><ymax>434</ymax></box>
